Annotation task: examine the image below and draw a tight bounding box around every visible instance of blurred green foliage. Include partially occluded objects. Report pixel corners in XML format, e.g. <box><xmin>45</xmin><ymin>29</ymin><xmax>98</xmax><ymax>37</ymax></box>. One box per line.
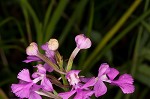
<box><xmin>0</xmin><ymin>0</ymin><xmax>150</xmax><ymax>98</ymax></box>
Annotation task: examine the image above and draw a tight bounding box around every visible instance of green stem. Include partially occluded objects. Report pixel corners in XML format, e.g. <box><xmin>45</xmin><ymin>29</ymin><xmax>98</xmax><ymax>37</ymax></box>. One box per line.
<box><xmin>22</xmin><ymin>4</ymin><xmax>32</xmax><ymax>43</ymax></box>
<box><xmin>87</xmin><ymin>0</ymin><xmax>94</xmax><ymax>37</ymax></box>
<box><xmin>82</xmin><ymin>0</ymin><xmax>141</xmax><ymax>71</ymax></box>
<box><xmin>55</xmin><ymin>51</ymin><xmax>68</xmax><ymax>91</ymax></box>
<box><xmin>66</xmin><ymin>47</ymin><xmax>80</xmax><ymax>71</ymax></box>
<box><xmin>60</xmin><ymin>74</ymin><xmax>68</xmax><ymax>91</ymax></box>
<box><xmin>37</xmin><ymin>52</ymin><xmax>66</xmax><ymax>74</ymax></box>
<box><xmin>141</xmin><ymin>21</ymin><xmax>150</xmax><ymax>32</ymax></box>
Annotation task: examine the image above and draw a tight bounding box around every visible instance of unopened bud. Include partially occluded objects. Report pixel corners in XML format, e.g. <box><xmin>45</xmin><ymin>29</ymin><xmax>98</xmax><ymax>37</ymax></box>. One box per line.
<box><xmin>75</xmin><ymin>34</ymin><xmax>92</xmax><ymax>49</ymax></box>
<box><xmin>48</xmin><ymin>39</ymin><xmax>59</xmax><ymax>51</ymax></box>
<box><xmin>26</xmin><ymin>42</ymin><xmax>38</xmax><ymax>56</ymax></box>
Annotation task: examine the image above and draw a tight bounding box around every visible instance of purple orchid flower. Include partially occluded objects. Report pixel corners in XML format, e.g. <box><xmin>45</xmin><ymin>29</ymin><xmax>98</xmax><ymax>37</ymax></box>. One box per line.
<box><xmin>66</xmin><ymin>34</ymin><xmax>92</xmax><ymax>71</ymax></box>
<box><xmin>66</xmin><ymin>70</ymin><xmax>81</xmax><ymax>86</ymax></box>
<box><xmin>59</xmin><ymin>77</ymin><xmax>96</xmax><ymax>99</ymax></box>
<box><xmin>32</xmin><ymin>64</ymin><xmax>54</xmax><ymax>91</ymax></box>
<box><xmin>75</xmin><ymin>34</ymin><xmax>92</xmax><ymax>49</ymax></box>
<box><xmin>23</xmin><ymin>42</ymin><xmax>41</xmax><ymax>63</ymax></box>
<box><xmin>23</xmin><ymin>42</ymin><xmax>56</xmax><ymax>72</ymax></box>
<box><xmin>94</xmin><ymin>63</ymin><xmax>135</xmax><ymax>97</ymax></box>
<box><xmin>23</xmin><ymin>56</ymin><xmax>41</xmax><ymax>63</ymax></box>
<box><xmin>40</xmin><ymin>42</ymin><xmax>57</xmax><ymax>72</ymax></box>
<box><xmin>11</xmin><ymin>69</ymin><xmax>42</xmax><ymax>99</ymax></box>
<box><xmin>58</xmin><ymin>70</ymin><xmax>96</xmax><ymax>99</ymax></box>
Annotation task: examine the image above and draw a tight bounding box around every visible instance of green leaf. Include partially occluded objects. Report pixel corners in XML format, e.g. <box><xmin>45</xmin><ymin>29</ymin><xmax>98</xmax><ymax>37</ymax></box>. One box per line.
<box><xmin>45</xmin><ymin>0</ymin><xmax>69</xmax><ymax>42</ymax></box>
<box><xmin>0</xmin><ymin>17</ymin><xmax>27</xmax><ymax>45</ymax></box>
<box><xmin>82</xmin><ymin>6</ymin><xmax>150</xmax><ymax>73</ymax></box>
<box><xmin>141</xmin><ymin>47</ymin><xmax>150</xmax><ymax>61</ymax></box>
<box><xmin>58</xmin><ymin>0</ymin><xmax>88</xmax><ymax>45</ymax></box>
<box><xmin>43</xmin><ymin>0</ymin><xmax>55</xmax><ymax>31</ymax></box>
<box><xmin>20</xmin><ymin>0</ymin><xmax>42</xmax><ymax>45</ymax></box>
<box><xmin>135</xmin><ymin>64</ymin><xmax>150</xmax><ymax>87</ymax></box>
<box><xmin>0</xmin><ymin>89</ymin><xmax>8</xmax><ymax>99</ymax></box>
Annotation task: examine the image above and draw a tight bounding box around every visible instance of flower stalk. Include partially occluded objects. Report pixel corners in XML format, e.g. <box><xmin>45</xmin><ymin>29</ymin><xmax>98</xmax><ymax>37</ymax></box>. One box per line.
<box><xmin>37</xmin><ymin>52</ymin><xmax>66</xmax><ymax>74</ymax></box>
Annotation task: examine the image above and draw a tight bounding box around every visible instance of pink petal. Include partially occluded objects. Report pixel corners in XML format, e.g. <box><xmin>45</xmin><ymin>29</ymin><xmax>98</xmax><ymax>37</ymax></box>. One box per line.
<box><xmin>107</xmin><ymin>68</ymin><xmax>119</xmax><ymax>80</ymax></box>
<box><xmin>32</xmin><ymin>84</ymin><xmax>42</xmax><ymax>91</ymax></box>
<box><xmin>23</xmin><ymin>56</ymin><xmax>41</xmax><ymax>63</ymax></box>
<box><xmin>32</xmin><ymin>72</ymin><xmax>40</xmax><ymax>78</ymax></box>
<box><xmin>17</xmin><ymin>69</ymin><xmax>32</xmax><ymax>82</ymax></box>
<box><xmin>74</xmin><ymin>90</ymin><xmax>94</xmax><ymax>99</ymax></box>
<box><xmin>43</xmin><ymin>63</ymin><xmax>53</xmax><ymax>72</ymax></box>
<box><xmin>113</xmin><ymin>74</ymin><xmax>134</xmax><ymax>84</ymax></box>
<box><xmin>75</xmin><ymin>34</ymin><xmax>92</xmax><ymax>49</ymax></box>
<box><xmin>36</xmin><ymin>64</ymin><xmax>46</xmax><ymax>74</ymax></box>
<box><xmin>45</xmin><ymin>50</ymin><xmax>55</xmax><ymax>60</ymax></box>
<box><xmin>41</xmin><ymin>43</ymin><xmax>48</xmax><ymax>50</ymax></box>
<box><xmin>66</xmin><ymin>70</ymin><xmax>80</xmax><ymax>79</ymax></box>
<box><xmin>81</xmin><ymin>77</ymin><xmax>96</xmax><ymax>89</ymax></box>
<box><xmin>80</xmin><ymin>77</ymin><xmax>92</xmax><ymax>83</ymax></box>
<box><xmin>41</xmin><ymin>43</ymin><xmax>55</xmax><ymax>59</ymax></box>
<box><xmin>58</xmin><ymin>90</ymin><xmax>76</xmax><ymax>99</ymax></box>
<box><xmin>111</xmin><ymin>74</ymin><xmax>135</xmax><ymax>94</ymax></box>
<box><xmin>29</xmin><ymin>91</ymin><xmax>42</xmax><ymax>99</ymax></box>
<box><xmin>11</xmin><ymin>83</ymin><xmax>33</xmax><ymax>98</ymax></box>
<box><xmin>41</xmin><ymin>77</ymin><xmax>53</xmax><ymax>91</ymax></box>
<box><xmin>119</xmin><ymin>74</ymin><xmax>134</xmax><ymax>84</ymax></box>
<box><xmin>94</xmin><ymin>79</ymin><xmax>107</xmax><ymax>97</ymax></box>
<box><xmin>119</xmin><ymin>83</ymin><xmax>135</xmax><ymax>94</ymax></box>
<box><xmin>98</xmin><ymin>63</ymin><xmax>110</xmax><ymax>77</ymax></box>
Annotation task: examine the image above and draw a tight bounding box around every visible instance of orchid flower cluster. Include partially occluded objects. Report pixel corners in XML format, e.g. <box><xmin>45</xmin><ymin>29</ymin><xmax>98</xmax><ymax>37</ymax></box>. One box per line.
<box><xmin>11</xmin><ymin>34</ymin><xmax>135</xmax><ymax>99</ymax></box>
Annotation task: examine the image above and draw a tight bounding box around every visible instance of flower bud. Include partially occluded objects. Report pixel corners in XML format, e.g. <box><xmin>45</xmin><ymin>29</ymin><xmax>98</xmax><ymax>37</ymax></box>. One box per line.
<box><xmin>48</xmin><ymin>39</ymin><xmax>59</xmax><ymax>51</ymax></box>
<box><xmin>26</xmin><ymin>42</ymin><xmax>38</xmax><ymax>56</ymax></box>
<box><xmin>75</xmin><ymin>34</ymin><xmax>91</xmax><ymax>49</ymax></box>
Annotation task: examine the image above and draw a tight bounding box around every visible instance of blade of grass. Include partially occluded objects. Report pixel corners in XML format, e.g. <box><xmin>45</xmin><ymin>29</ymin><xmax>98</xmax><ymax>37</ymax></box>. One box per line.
<box><xmin>0</xmin><ymin>17</ymin><xmax>13</xmax><ymax>27</ymax></box>
<box><xmin>79</xmin><ymin>0</ymin><xmax>94</xmax><ymax>68</ymax></box>
<box><xmin>0</xmin><ymin>88</ymin><xmax>8</xmax><ymax>99</ymax></box>
<box><xmin>43</xmin><ymin>0</ymin><xmax>55</xmax><ymax>31</ymax></box>
<box><xmin>132</xmin><ymin>0</ymin><xmax>149</xmax><ymax>76</ymax></box>
<box><xmin>0</xmin><ymin>36</ymin><xmax>8</xmax><ymax>67</ymax></box>
<box><xmin>126</xmin><ymin>1</ymin><xmax>149</xmax><ymax>99</ymax></box>
<box><xmin>82</xmin><ymin>0</ymin><xmax>142</xmax><ymax>72</ymax></box>
<box><xmin>1</xmin><ymin>45</ymin><xmax>25</xmax><ymax>52</ymax></box>
<box><xmin>82</xmin><ymin>7</ymin><xmax>150</xmax><ymax>73</ymax></box>
<box><xmin>135</xmin><ymin>66</ymin><xmax>150</xmax><ymax>87</ymax></box>
<box><xmin>114</xmin><ymin>90</ymin><xmax>123</xmax><ymax>99</ymax></box>
<box><xmin>141</xmin><ymin>21</ymin><xmax>150</xmax><ymax>32</ymax></box>
<box><xmin>58</xmin><ymin>0</ymin><xmax>88</xmax><ymax>45</ymax></box>
<box><xmin>87</xmin><ymin>0</ymin><xmax>94</xmax><ymax>37</ymax></box>
<box><xmin>0</xmin><ymin>17</ymin><xmax>27</xmax><ymax>46</ymax></box>
<box><xmin>20</xmin><ymin>0</ymin><xmax>42</xmax><ymax>45</ymax></box>
<box><xmin>131</xmin><ymin>26</ymin><xmax>143</xmax><ymax>76</ymax></box>
<box><xmin>21</xmin><ymin>3</ymin><xmax>32</xmax><ymax>43</ymax></box>
<box><xmin>44</xmin><ymin>0</ymin><xmax>69</xmax><ymax>42</ymax></box>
